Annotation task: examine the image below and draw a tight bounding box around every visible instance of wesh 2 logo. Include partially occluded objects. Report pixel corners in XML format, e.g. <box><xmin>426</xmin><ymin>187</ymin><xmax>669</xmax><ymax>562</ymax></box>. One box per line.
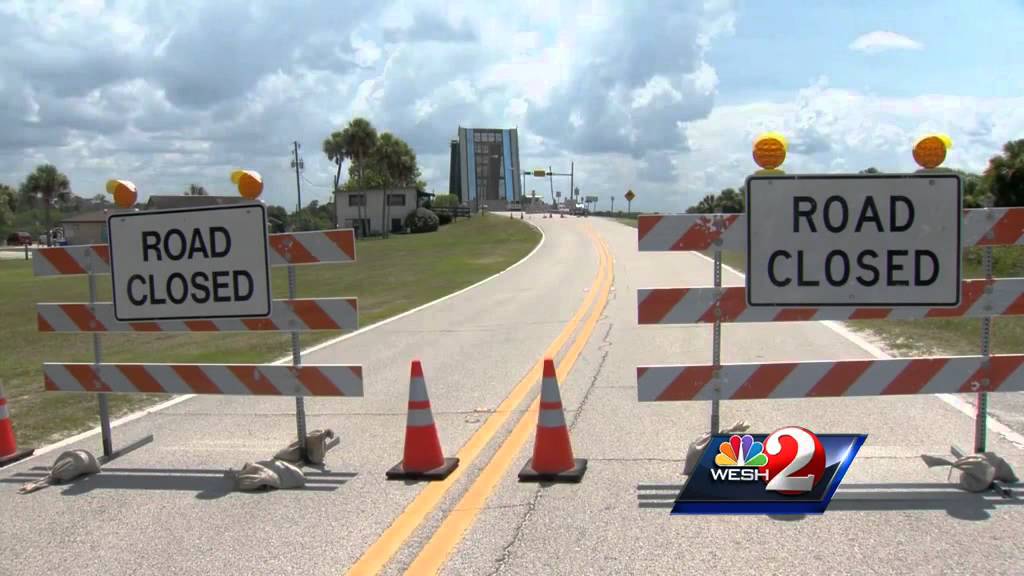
<box><xmin>672</xmin><ymin>427</ymin><xmax>865</xmax><ymax>515</ymax></box>
<box><xmin>711</xmin><ymin>427</ymin><xmax>825</xmax><ymax>493</ymax></box>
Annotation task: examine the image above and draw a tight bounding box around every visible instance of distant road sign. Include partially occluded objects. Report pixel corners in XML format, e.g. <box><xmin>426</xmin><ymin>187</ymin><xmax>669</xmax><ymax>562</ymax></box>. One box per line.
<box><xmin>108</xmin><ymin>204</ymin><xmax>271</xmax><ymax>322</ymax></box>
<box><xmin>585</xmin><ymin>196</ymin><xmax>598</xmax><ymax>203</ymax></box>
<box><xmin>745</xmin><ymin>174</ymin><xmax>961</xmax><ymax>307</ymax></box>
<box><xmin>625</xmin><ymin>190</ymin><xmax>636</xmax><ymax>201</ymax></box>
<box><xmin>533</xmin><ymin>170</ymin><xmax>547</xmax><ymax>177</ymax></box>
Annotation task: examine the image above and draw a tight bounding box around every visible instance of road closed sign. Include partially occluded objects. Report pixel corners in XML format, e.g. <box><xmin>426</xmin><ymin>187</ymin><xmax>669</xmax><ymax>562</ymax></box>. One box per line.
<box><xmin>746</xmin><ymin>174</ymin><xmax>961</xmax><ymax>307</ymax></box>
<box><xmin>108</xmin><ymin>204</ymin><xmax>271</xmax><ymax>322</ymax></box>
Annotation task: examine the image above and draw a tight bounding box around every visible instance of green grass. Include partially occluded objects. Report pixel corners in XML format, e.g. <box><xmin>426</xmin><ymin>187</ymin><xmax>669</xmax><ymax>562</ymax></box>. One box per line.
<box><xmin>851</xmin><ymin>246</ymin><xmax>1024</xmax><ymax>356</ymax></box>
<box><xmin>0</xmin><ymin>214</ymin><xmax>540</xmax><ymax>447</ymax></box>
<box><xmin>607</xmin><ymin>216</ymin><xmax>1023</xmax><ymax>358</ymax></box>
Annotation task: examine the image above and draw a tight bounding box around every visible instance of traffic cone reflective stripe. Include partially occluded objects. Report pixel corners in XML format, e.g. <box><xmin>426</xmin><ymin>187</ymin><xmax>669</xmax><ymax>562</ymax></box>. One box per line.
<box><xmin>0</xmin><ymin>382</ymin><xmax>33</xmax><ymax>467</ymax></box>
<box><xmin>520</xmin><ymin>359</ymin><xmax>587</xmax><ymax>482</ymax></box>
<box><xmin>387</xmin><ymin>360</ymin><xmax>459</xmax><ymax>480</ymax></box>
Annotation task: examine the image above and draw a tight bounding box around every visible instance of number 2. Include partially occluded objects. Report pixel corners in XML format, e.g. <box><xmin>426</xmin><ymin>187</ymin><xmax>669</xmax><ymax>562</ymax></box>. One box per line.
<box><xmin>765</xmin><ymin>427</ymin><xmax>816</xmax><ymax>492</ymax></box>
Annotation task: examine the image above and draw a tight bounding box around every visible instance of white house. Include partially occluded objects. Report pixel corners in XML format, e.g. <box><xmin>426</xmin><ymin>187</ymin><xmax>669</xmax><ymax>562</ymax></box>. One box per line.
<box><xmin>335</xmin><ymin>187</ymin><xmax>422</xmax><ymax>236</ymax></box>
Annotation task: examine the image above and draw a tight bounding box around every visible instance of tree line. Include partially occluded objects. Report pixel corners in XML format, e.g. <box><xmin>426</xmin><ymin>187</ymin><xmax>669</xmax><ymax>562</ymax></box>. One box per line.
<box><xmin>685</xmin><ymin>138</ymin><xmax>1024</xmax><ymax>213</ymax></box>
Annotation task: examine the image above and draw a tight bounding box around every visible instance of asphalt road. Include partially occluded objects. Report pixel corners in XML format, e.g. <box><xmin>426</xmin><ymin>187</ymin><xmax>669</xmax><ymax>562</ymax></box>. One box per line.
<box><xmin>2</xmin><ymin>216</ymin><xmax>1022</xmax><ymax>576</ymax></box>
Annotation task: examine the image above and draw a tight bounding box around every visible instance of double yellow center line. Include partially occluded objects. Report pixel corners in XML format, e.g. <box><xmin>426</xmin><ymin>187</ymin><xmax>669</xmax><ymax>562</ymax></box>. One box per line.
<box><xmin>347</xmin><ymin>224</ymin><xmax>613</xmax><ymax>576</ymax></box>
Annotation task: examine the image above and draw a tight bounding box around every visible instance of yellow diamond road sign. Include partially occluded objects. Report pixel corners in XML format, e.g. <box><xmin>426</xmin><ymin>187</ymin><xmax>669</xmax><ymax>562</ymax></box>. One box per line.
<box><xmin>625</xmin><ymin>190</ymin><xmax>636</xmax><ymax>201</ymax></box>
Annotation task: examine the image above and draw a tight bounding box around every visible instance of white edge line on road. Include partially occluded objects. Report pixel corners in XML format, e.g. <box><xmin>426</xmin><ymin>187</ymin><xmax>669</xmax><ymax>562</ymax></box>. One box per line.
<box><xmin>21</xmin><ymin>218</ymin><xmax>547</xmax><ymax>464</ymax></box>
<box><xmin>691</xmin><ymin>250</ymin><xmax>1024</xmax><ymax>452</ymax></box>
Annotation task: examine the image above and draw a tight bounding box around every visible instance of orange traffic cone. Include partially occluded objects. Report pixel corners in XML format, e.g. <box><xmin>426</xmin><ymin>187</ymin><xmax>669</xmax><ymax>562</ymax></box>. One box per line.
<box><xmin>386</xmin><ymin>360</ymin><xmax>459</xmax><ymax>480</ymax></box>
<box><xmin>519</xmin><ymin>359</ymin><xmax>587</xmax><ymax>482</ymax></box>
<box><xmin>0</xmin><ymin>382</ymin><xmax>33</xmax><ymax>468</ymax></box>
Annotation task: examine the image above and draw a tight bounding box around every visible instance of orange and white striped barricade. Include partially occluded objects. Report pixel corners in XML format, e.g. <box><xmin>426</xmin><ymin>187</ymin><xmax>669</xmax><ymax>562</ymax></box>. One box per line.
<box><xmin>32</xmin><ymin>229</ymin><xmax>357</xmax><ymax>277</ymax></box>
<box><xmin>37</xmin><ymin>298</ymin><xmax>358</xmax><ymax>333</ymax></box>
<box><xmin>638</xmin><ymin>355</ymin><xmax>1024</xmax><ymax>401</ymax></box>
<box><xmin>637</xmin><ymin>207</ymin><xmax>1024</xmax><ymax>253</ymax></box>
<box><xmin>35</xmin><ymin>225</ymin><xmax>361</xmax><ymax>464</ymax></box>
<box><xmin>44</xmin><ymin>364</ymin><xmax>363</xmax><ymax>397</ymax></box>
<box><xmin>637</xmin><ymin>196</ymin><xmax>1024</xmax><ymax>455</ymax></box>
<box><xmin>638</xmin><ymin>279</ymin><xmax>1024</xmax><ymax>325</ymax></box>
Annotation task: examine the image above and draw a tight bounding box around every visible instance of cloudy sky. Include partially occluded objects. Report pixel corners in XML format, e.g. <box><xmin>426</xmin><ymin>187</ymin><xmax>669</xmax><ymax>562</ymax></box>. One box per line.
<box><xmin>2</xmin><ymin>0</ymin><xmax>1022</xmax><ymax>212</ymax></box>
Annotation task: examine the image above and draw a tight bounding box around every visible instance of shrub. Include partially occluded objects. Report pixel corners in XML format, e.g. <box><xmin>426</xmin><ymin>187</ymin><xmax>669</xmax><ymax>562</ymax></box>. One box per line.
<box><xmin>437</xmin><ymin>212</ymin><xmax>453</xmax><ymax>225</ymax></box>
<box><xmin>405</xmin><ymin>207</ymin><xmax>439</xmax><ymax>233</ymax></box>
<box><xmin>433</xmin><ymin>194</ymin><xmax>459</xmax><ymax>209</ymax></box>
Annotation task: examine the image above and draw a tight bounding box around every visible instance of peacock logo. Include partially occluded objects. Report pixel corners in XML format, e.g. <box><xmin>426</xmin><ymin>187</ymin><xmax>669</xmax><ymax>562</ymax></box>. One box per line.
<box><xmin>714</xmin><ymin>434</ymin><xmax>769</xmax><ymax>467</ymax></box>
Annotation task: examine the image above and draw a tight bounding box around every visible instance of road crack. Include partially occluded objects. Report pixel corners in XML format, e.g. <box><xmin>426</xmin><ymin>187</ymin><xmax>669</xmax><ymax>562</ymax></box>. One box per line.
<box><xmin>486</xmin><ymin>319</ymin><xmax>615</xmax><ymax>576</ymax></box>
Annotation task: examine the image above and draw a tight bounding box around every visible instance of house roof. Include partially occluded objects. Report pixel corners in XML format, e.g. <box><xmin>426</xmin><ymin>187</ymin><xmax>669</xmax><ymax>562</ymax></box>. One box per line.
<box><xmin>145</xmin><ymin>195</ymin><xmax>251</xmax><ymax>210</ymax></box>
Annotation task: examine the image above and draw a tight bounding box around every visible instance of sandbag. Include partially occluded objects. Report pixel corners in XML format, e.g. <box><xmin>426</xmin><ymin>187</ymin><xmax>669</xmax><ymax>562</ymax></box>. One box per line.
<box><xmin>234</xmin><ymin>462</ymin><xmax>281</xmax><ymax>492</ymax></box>
<box><xmin>19</xmin><ymin>450</ymin><xmax>101</xmax><ymax>494</ymax></box>
<box><xmin>233</xmin><ymin>459</ymin><xmax>306</xmax><ymax>492</ymax></box>
<box><xmin>980</xmin><ymin>452</ymin><xmax>1018</xmax><ymax>483</ymax></box>
<box><xmin>951</xmin><ymin>456</ymin><xmax>997</xmax><ymax>493</ymax></box>
<box><xmin>683</xmin><ymin>420</ymin><xmax>751</xmax><ymax>476</ymax></box>
<box><xmin>274</xmin><ymin>429</ymin><xmax>336</xmax><ymax>465</ymax></box>
<box><xmin>922</xmin><ymin>452</ymin><xmax>1009</xmax><ymax>493</ymax></box>
<box><xmin>263</xmin><ymin>460</ymin><xmax>305</xmax><ymax>489</ymax></box>
<box><xmin>304</xmin><ymin>429</ymin><xmax>335</xmax><ymax>465</ymax></box>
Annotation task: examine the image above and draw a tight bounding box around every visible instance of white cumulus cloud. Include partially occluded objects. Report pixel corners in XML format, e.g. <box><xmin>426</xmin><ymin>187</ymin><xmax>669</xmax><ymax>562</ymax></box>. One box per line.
<box><xmin>849</xmin><ymin>31</ymin><xmax>924</xmax><ymax>54</ymax></box>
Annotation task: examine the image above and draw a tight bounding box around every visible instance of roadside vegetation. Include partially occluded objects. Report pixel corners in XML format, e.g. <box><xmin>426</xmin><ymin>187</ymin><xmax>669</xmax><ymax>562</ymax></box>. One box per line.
<box><xmin>1</xmin><ymin>214</ymin><xmax>539</xmax><ymax>447</ymax></box>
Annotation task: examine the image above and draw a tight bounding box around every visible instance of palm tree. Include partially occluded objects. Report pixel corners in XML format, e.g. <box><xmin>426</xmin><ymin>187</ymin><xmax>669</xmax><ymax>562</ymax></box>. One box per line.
<box><xmin>371</xmin><ymin>132</ymin><xmax>418</xmax><ymax>238</ymax></box>
<box><xmin>687</xmin><ymin>194</ymin><xmax>719</xmax><ymax>214</ymax></box>
<box><xmin>341</xmin><ymin>118</ymin><xmax>378</xmax><ymax>235</ymax></box>
<box><xmin>984</xmin><ymin>139</ymin><xmax>1024</xmax><ymax>207</ymax></box>
<box><xmin>341</xmin><ymin>118</ymin><xmax>378</xmax><ymax>182</ymax></box>
<box><xmin>186</xmin><ymin>184</ymin><xmax>208</xmax><ymax>196</ymax></box>
<box><xmin>322</xmin><ymin>131</ymin><xmax>346</xmax><ymax>192</ymax></box>
<box><xmin>20</xmin><ymin>164</ymin><xmax>71</xmax><ymax>246</ymax></box>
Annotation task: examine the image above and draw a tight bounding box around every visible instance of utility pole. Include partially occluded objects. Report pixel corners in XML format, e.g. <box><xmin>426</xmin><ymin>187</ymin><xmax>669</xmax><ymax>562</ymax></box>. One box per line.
<box><xmin>291</xmin><ymin>141</ymin><xmax>304</xmax><ymax>216</ymax></box>
<box><xmin>570</xmin><ymin>162</ymin><xmax>574</xmax><ymax>203</ymax></box>
<box><xmin>548</xmin><ymin>166</ymin><xmax>555</xmax><ymax>207</ymax></box>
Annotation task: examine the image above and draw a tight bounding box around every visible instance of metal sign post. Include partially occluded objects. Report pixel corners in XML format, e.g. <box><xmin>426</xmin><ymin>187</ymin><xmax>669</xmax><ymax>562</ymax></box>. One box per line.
<box><xmin>975</xmin><ymin>203</ymin><xmax>996</xmax><ymax>453</ymax></box>
<box><xmin>88</xmin><ymin>268</ymin><xmax>113</xmax><ymax>457</ymax></box>
<box><xmin>710</xmin><ymin>216</ymin><xmax>724</xmax><ymax>434</ymax></box>
<box><xmin>86</xmin><ymin>251</ymin><xmax>153</xmax><ymax>463</ymax></box>
<box><xmin>289</xmin><ymin>263</ymin><xmax>308</xmax><ymax>462</ymax></box>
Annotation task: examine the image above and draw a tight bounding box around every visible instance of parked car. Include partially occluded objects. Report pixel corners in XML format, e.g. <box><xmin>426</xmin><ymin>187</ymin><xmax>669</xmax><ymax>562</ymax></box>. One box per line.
<box><xmin>6</xmin><ymin>231</ymin><xmax>32</xmax><ymax>246</ymax></box>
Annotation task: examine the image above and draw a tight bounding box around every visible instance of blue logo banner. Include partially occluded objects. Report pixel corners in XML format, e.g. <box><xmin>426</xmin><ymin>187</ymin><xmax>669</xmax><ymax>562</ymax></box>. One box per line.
<box><xmin>672</xmin><ymin>430</ymin><xmax>866</xmax><ymax>515</ymax></box>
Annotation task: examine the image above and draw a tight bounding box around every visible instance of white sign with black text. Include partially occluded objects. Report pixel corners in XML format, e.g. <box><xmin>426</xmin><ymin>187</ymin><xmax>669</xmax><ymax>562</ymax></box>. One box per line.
<box><xmin>108</xmin><ymin>204</ymin><xmax>271</xmax><ymax>321</ymax></box>
<box><xmin>745</xmin><ymin>174</ymin><xmax>961</xmax><ymax>307</ymax></box>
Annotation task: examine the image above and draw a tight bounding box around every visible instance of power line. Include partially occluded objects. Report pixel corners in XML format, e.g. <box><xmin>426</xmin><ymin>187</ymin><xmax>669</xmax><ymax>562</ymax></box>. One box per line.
<box><xmin>301</xmin><ymin>175</ymin><xmax>334</xmax><ymax>189</ymax></box>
